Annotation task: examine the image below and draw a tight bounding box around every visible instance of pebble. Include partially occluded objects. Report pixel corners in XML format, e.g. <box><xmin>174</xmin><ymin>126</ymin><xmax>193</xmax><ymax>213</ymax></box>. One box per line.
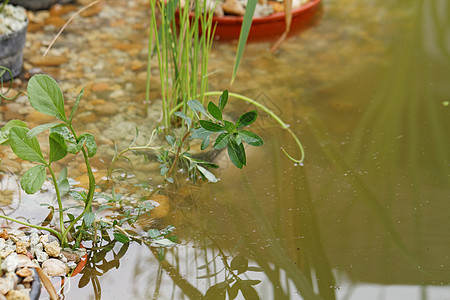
<box><xmin>44</xmin><ymin>241</ymin><xmax>61</xmax><ymax>257</ymax></box>
<box><xmin>5</xmin><ymin>290</ymin><xmax>30</xmax><ymax>300</ymax></box>
<box><xmin>2</xmin><ymin>252</ymin><xmax>18</xmax><ymax>273</ymax></box>
<box><xmin>15</xmin><ymin>268</ymin><xmax>31</xmax><ymax>278</ymax></box>
<box><xmin>42</xmin><ymin>259</ymin><xmax>69</xmax><ymax>277</ymax></box>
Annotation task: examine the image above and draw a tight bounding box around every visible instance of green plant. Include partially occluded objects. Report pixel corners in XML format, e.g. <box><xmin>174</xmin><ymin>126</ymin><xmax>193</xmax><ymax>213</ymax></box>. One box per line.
<box><xmin>188</xmin><ymin>90</ymin><xmax>263</xmax><ymax>169</ymax></box>
<box><xmin>0</xmin><ymin>74</ymin><xmax>97</xmax><ymax>247</ymax></box>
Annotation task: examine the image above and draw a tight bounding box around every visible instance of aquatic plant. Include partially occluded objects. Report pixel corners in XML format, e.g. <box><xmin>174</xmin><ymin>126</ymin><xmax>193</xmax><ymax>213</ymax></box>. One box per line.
<box><xmin>108</xmin><ymin>0</ymin><xmax>305</xmax><ymax>184</ymax></box>
<box><xmin>188</xmin><ymin>90</ymin><xmax>263</xmax><ymax>169</ymax></box>
<box><xmin>0</xmin><ymin>74</ymin><xmax>97</xmax><ymax>247</ymax></box>
<box><xmin>0</xmin><ymin>74</ymin><xmax>171</xmax><ymax>250</ymax></box>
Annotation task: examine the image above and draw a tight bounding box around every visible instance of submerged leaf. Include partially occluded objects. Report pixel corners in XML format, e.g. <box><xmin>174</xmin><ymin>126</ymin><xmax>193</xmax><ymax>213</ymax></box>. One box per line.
<box><xmin>214</xmin><ymin>132</ymin><xmax>231</xmax><ymax>149</ymax></box>
<box><xmin>236</xmin><ymin>110</ymin><xmax>257</xmax><ymax>128</ymax></box>
<box><xmin>199</xmin><ymin>120</ymin><xmax>223</xmax><ymax>132</ymax></box>
<box><xmin>208</xmin><ymin>101</ymin><xmax>222</xmax><ymax>121</ymax></box>
<box><xmin>219</xmin><ymin>90</ymin><xmax>228</xmax><ymax>111</ymax></box>
<box><xmin>238</xmin><ymin>130</ymin><xmax>263</xmax><ymax>146</ymax></box>
<box><xmin>197</xmin><ymin>165</ymin><xmax>218</xmax><ymax>183</ymax></box>
<box><xmin>113</xmin><ymin>232</ymin><xmax>130</xmax><ymax>243</ymax></box>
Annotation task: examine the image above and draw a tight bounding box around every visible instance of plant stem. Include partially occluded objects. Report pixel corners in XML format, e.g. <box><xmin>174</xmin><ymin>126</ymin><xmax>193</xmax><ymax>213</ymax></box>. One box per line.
<box><xmin>169</xmin><ymin>91</ymin><xmax>305</xmax><ymax>164</ymax></box>
<box><xmin>166</xmin><ymin>131</ymin><xmax>190</xmax><ymax>178</ymax></box>
<box><xmin>47</xmin><ymin>164</ymin><xmax>65</xmax><ymax>243</ymax></box>
<box><xmin>0</xmin><ymin>214</ymin><xmax>61</xmax><ymax>238</ymax></box>
<box><xmin>61</xmin><ymin>125</ymin><xmax>96</xmax><ymax>245</ymax></box>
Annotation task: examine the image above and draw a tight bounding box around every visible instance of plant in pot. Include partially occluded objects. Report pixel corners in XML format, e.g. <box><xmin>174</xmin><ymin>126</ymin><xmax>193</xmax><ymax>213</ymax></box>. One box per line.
<box><xmin>0</xmin><ymin>0</ymin><xmax>28</xmax><ymax>81</ymax></box>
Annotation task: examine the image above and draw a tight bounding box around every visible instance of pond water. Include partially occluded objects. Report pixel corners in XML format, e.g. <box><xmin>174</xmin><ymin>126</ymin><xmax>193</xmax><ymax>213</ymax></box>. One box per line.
<box><xmin>1</xmin><ymin>0</ymin><xmax>449</xmax><ymax>299</ymax></box>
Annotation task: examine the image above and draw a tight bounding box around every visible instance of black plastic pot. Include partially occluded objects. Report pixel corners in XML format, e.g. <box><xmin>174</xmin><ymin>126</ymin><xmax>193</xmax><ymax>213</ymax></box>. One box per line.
<box><xmin>29</xmin><ymin>268</ymin><xmax>41</xmax><ymax>300</ymax></box>
<box><xmin>0</xmin><ymin>20</ymin><xmax>28</xmax><ymax>81</ymax></box>
<box><xmin>1</xmin><ymin>0</ymin><xmax>59</xmax><ymax>10</ymax></box>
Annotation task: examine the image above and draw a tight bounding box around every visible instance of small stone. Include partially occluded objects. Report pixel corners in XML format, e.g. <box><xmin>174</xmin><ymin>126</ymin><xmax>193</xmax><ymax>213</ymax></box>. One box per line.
<box><xmin>93</xmin><ymin>103</ymin><xmax>120</xmax><ymax>116</ymax></box>
<box><xmin>29</xmin><ymin>55</ymin><xmax>69</xmax><ymax>67</ymax></box>
<box><xmin>91</xmin><ymin>82</ymin><xmax>110</xmax><ymax>92</ymax></box>
<box><xmin>0</xmin><ymin>249</ymin><xmax>14</xmax><ymax>259</ymax></box>
<box><xmin>44</xmin><ymin>241</ymin><xmax>61</xmax><ymax>258</ymax></box>
<box><xmin>35</xmin><ymin>250</ymin><xmax>48</xmax><ymax>263</ymax></box>
<box><xmin>21</xmin><ymin>276</ymin><xmax>33</xmax><ymax>283</ymax></box>
<box><xmin>39</xmin><ymin>235</ymin><xmax>49</xmax><ymax>244</ymax></box>
<box><xmin>26</xmin><ymin>110</ymin><xmax>55</xmax><ymax>123</ymax></box>
<box><xmin>45</xmin><ymin>16</ymin><xmax>66</xmax><ymax>27</ymax></box>
<box><xmin>222</xmin><ymin>0</ymin><xmax>245</xmax><ymax>16</ymax></box>
<box><xmin>16</xmin><ymin>267</ymin><xmax>32</xmax><ymax>278</ymax></box>
<box><xmin>16</xmin><ymin>255</ymin><xmax>34</xmax><ymax>268</ymax></box>
<box><xmin>29</xmin><ymin>233</ymin><xmax>39</xmax><ymax>247</ymax></box>
<box><xmin>5</xmin><ymin>290</ymin><xmax>30</xmax><ymax>300</ymax></box>
<box><xmin>0</xmin><ymin>277</ymin><xmax>14</xmax><ymax>295</ymax></box>
<box><xmin>2</xmin><ymin>252</ymin><xmax>18</xmax><ymax>273</ymax></box>
<box><xmin>15</xmin><ymin>242</ymin><xmax>29</xmax><ymax>255</ymax></box>
<box><xmin>0</xmin><ymin>229</ymin><xmax>10</xmax><ymax>240</ymax></box>
<box><xmin>61</xmin><ymin>251</ymin><xmax>81</xmax><ymax>263</ymax></box>
<box><xmin>42</xmin><ymin>259</ymin><xmax>69</xmax><ymax>277</ymax></box>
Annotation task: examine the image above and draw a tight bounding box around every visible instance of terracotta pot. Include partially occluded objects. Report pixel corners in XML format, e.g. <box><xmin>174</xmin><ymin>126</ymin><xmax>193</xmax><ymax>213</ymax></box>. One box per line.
<box><xmin>0</xmin><ymin>19</ymin><xmax>28</xmax><ymax>81</ymax></box>
<box><xmin>177</xmin><ymin>0</ymin><xmax>322</xmax><ymax>41</ymax></box>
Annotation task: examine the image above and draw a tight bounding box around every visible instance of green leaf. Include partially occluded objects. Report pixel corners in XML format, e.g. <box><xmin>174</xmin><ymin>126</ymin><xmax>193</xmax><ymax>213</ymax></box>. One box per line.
<box><xmin>27</xmin><ymin>74</ymin><xmax>67</xmax><ymax>122</ymax></box>
<box><xmin>191</xmin><ymin>127</ymin><xmax>212</xmax><ymax>140</ymax></box>
<box><xmin>20</xmin><ymin>165</ymin><xmax>46</xmax><ymax>194</ymax></box>
<box><xmin>187</xmin><ymin>99</ymin><xmax>208</xmax><ymax>117</ymax></box>
<box><xmin>214</xmin><ymin>133</ymin><xmax>231</xmax><ymax>149</ymax></box>
<box><xmin>69</xmin><ymin>87</ymin><xmax>84</xmax><ymax>124</ymax></box>
<box><xmin>113</xmin><ymin>232</ymin><xmax>130</xmax><ymax>243</ymax></box>
<box><xmin>0</xmin><ymin>120</ymin><xmax>27</xmax><ymax>145</ymax></box>
<box><xmin>219</xmin><ymin>90</ymin><xmax>228</xmax><ymax>111</ymax></box>
<box><xmin>201</xmin><ymin>135</ymin><xmax>210</xmax><ymax>150</ymax></box>
<box><xmin>199</xmin><ymin>120</ymin><xmax>223</xmax><ymax>132</ymax></box>
<box><xmin>236</xmin><ymin>110</ymin><xmax>257</xmax><ymax>128</ymax></box>
<box><xmin>208</xmin><ymin>101</ymin><xmax>222</xmax><ymax>121</ymax></box>
<box><xmin>227</xmin><ymin>137</ymin><xmax>246</xmax><ymax>169</ymax></box>
<box><xmin>238</xmin><ymin>130</ymin><xmax>263</xmax><ymax>146</ymax></box>
<box><xmin>230</xmin><ymin>254</ymin><xmax>248</xmax><ymax>274</ymax></box>
<box><xmin>50</xmin><ymin>126</ymin><xmax>75</xmax><ymax>143</ymax></box>
<box><xmin>27</xmin><ymin>123</ymin><xmax>61</xmax><ymax>139</ymax></box>
<box><xmin>153</xmin><ymin>238</ymin><xmax>177</xmax><ymax>247</ymax></box>
<box><xmin>79</xmin><ymin>133</ymin><xmax>97</xmax><ymax>157</ymax></box>
<box><xmin>83</xmin><ymin>212</ymin><xmax>96</xmax><ymax>227</ymax></box>
<box><xmin>57</xmin><ymin>167</ymin><xmax>70</xmax><ymax>197</ymax></box>
<box><xmin>224</xmin><ymin>120</ymin><xmax>236</xmax><ymax>133</ymax></box>
<box><xmin>9</xmin><ymin>127</ymin><xmax>46</xmax><ymax>164</ymax></box>
<box><xmin>148</xmin><ymin>229</ymin><xmax>161</xmax><ymax>239</ymax></box>
<box><xmin>197</xmin><ymin>165</ymin><xmax>218</xmax><ymax>183</ymax></box>
<box><xmin>231</xmin><ymin>0</ymin><xmax>257</xmax><ymax>84</ymax></box>
<box><xmin>165</xmin><ymin>135</ymin><xmax>175</xmax><ymax>146</ymax></box>
<box><xmin>49</xmin><ymin>132</ymin><xmax>68</xmax><ymax>163</ymax></box>
<box><xmin>174</xmin><ymin>111</ymin><xmax>192</xmax><ymax>130</ymax></box>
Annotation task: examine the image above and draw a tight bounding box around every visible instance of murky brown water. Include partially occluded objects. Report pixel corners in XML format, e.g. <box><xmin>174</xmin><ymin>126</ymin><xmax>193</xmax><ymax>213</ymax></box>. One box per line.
<box><xmin>1</xmin><ymin>0</ymin><xmax>449</xmax><ymax>299</ymax></box>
